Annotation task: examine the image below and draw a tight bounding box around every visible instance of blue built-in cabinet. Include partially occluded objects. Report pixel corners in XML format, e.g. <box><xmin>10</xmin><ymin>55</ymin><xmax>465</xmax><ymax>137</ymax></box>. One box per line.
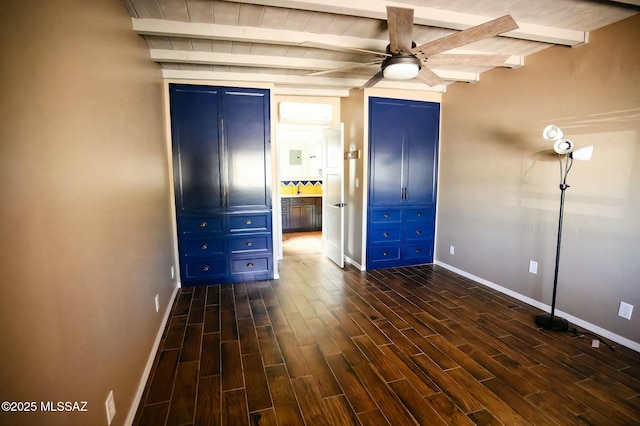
<box><xmin>366</xmin><ymin>97</ymin><xmax>440</xmax><ymax>269</ymax></box>
<box><xmin>170</xmin><ymin>84</ymin><xmax>273</xmax><ymax>286</ymax></box>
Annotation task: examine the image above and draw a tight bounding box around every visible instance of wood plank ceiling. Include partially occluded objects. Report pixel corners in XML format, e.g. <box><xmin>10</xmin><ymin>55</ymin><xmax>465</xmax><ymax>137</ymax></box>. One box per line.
<box><xmin>123</xmin><ymin>0</ymin><xmax>639</xmax><ymax>95</ymax></box>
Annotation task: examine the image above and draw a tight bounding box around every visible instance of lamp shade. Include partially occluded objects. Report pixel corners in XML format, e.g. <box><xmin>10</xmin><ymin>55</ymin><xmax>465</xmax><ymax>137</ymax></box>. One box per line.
<box><xmin>571</xmin><ymin>145</ymin><xmax>594</xmax><ymax>161</ymax></box>
<box><xmin>553</xmin><ymin>139</ymin><xmax>574</xmax><ymax>155</ymax></box>
<box><xmin>543</xmin><ymin>124</ymin><xmax>564</xmax><ymax>141</ymax></box>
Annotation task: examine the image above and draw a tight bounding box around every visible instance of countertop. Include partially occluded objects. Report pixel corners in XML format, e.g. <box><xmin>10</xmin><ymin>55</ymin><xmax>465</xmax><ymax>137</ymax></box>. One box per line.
<box><xmin>281</xmin><ymin>194</ymin><xmax>323</xmax><ymax>198</ymax></box>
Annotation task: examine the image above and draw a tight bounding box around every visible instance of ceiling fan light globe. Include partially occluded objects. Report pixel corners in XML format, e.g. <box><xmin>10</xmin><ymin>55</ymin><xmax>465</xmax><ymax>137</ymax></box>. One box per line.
<box><xmin>383</xmin><ymin>63</ymin><xmax>420</xmax><ymax>80</ymax></box>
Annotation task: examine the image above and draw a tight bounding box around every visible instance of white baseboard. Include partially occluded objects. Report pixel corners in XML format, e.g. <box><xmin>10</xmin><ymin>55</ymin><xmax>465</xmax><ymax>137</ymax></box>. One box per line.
<box><xmin>345</xmin><ymin>255</ymin><xmax>365</xmax><ymax>271</ymax></box>
<box><xmin>125</xmin><ymin>282</ymin><xmax>180</xmax><ymax>425</ymax></box>
<box><xmin>435</xmin><ymin>261</ymin><xmax>640</xmax><ymax>353</ymax></box>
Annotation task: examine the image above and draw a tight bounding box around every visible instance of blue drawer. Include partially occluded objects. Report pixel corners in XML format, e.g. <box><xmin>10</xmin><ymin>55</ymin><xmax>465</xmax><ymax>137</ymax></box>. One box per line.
<box><xmin>180</xmin><ymin>236</ymin><xmax>225</xmax><ymax>257</ymax></box>
<box><xmin>228</xmin><ymin>234</ymin><xmax>271</xmax><ymax>254</ymax></box>
<box><xmin>368</xmin><ymin>225</ymin><xmax>401</xmax><ymax>244</ymax></box>
<box><xmin>367</xmin><ymin>246</ymin><xmax>401</xmax><ymax>263</ymax></box>
<box><xmin>182</xmin><ymin>257</ymin><xmax>227</xmax><ymax>280</ymax></box>
<box><xmin>228</xmin><ymin>213</ymin><xmax>271</xmax><ymax>233</ymax></box>
<box><xmin>230</xmin><ymin>255</ymin><xmax>271</xmax><ymax>275</ymax></box>
<box><xmin>403</xmin><ymin>243</ymin><xmax>433</xmax><ymax>262</ymax></box>
<box><xmin>369</xmin><ymin>209</ymin><xmax>401</xmax><ymax>223</ymax></box>
<box><xmin>403</xmin><ymin>223</ymin><xmax>433</xmax><ymax>243</ymax></box>
<box><xmin>404</xmin><ymin>207</ymin><xmax>433</xmax><ymax>222</ymax></box>
<box><xmin>179</xmin><ymin>216</ymin><xmax>224</xmax><ymax>234</ymax></box>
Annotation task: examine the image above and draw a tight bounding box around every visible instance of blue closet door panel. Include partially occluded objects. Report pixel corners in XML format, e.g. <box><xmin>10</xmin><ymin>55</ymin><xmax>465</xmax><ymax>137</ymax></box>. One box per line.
<box><xmin>405</xmin><ymin>102</ymin><xmax>440</xmax><ymax>205</ymax></box>
<box><xmin>222</xmin><ymin>88</ymin><xmax>271</xmax><ymax>209</ymax></box>
<box><xmin>368</xmin><ymin>98</ymin><xmax>405</xmax><ymax>206</ymax></box>
<box><xmin>170</xmin><ymin>84</ymin><xmax>223</xmax><ymax>212</ymax></box>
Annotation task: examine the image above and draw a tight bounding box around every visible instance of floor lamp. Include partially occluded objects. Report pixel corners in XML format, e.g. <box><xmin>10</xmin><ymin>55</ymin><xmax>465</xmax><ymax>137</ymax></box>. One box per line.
<box><xmin>535</xmin><ymin>125</ymin><xmax>594</xmax><ymax>331</ymax></box>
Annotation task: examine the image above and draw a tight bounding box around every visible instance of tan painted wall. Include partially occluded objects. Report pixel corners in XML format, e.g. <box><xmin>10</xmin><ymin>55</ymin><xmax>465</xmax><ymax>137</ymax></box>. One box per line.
<box><xmin>437</xmin><ymin>14</ymin><xmax>640</xmax><ymax>344</ymax></box>
<box><xmin>0</xmin><ymin>1</ymin><xmax>176</xmax><ymax>425</ymax></box>
<box><xmin>341</xmin><ymin>91</ymin><xmax>367</xmax><ymax>266</ymax></box>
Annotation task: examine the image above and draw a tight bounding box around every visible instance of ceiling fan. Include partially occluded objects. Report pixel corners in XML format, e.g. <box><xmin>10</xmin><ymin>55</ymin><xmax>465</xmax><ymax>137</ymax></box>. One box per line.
<box><xmin>310</xmin><ymin>6</ymin><xmax>519</xmax><ymax>88</ymax></box>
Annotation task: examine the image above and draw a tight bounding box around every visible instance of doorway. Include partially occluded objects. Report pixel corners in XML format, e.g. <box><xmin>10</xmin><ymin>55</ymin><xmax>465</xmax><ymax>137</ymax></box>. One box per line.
<box><xmin>276</xmin><ymin>124</ymin><xmax>324</xmax><ymax>258</ymax></box>
<box><xmin>275</xmin><ymin>124</ymin><xmax>343</xmax><ymax>267</ymax></box>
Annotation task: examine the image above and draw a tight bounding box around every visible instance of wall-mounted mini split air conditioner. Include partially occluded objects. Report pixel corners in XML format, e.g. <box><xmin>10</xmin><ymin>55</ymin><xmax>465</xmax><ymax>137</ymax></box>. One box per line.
<box><xmin>279</xmin><ymin>102</ymin><xmax>333</xmax><ymax>124</ymax></box>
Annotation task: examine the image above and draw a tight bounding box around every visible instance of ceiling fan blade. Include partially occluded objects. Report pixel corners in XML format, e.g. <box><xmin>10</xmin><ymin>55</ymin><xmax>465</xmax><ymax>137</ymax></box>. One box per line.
<box><xmin>426</xmin><ymin>53</ymin><xmax>511</xmax><ymax>67</ymax></box>
<box><xmin>360</xmin><ymin>70</ymin><xmax>384</xmax><ymax>89</ymax></box>
<box><xmin>303</xmin><ymin>41</ymin><xmax>390</xmax><ymax>57</ymax></box>
<box><xmin>387</xmin><ymin>6</ymin><xmax>414</xmax><ymax>54</ymax></box>
<box><xmin>415</xmin><ymin>66</ymin><xmax>443</xmax><ymax>87</ymax></box>
<box><xmin>307</xmin><ymin>61</ymin><xmax>383</xmax><ymax>76</ymax></box>
<box><xmin>412</xmin><ymin>15</ymin><xmax>518</xmax><ymax>60</ymax></box>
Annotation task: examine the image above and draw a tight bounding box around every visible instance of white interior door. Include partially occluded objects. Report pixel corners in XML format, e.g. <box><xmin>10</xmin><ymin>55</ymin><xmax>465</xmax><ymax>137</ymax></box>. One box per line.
<box><xmin>322</xmin><ymin>125</ymin><xmax>345</xmax><ymax>268</ymax></box>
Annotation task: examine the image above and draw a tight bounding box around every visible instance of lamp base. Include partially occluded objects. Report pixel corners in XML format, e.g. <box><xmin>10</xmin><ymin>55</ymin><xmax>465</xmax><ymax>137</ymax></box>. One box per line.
<box><xmin>535</xmin><ymin>313</ymin><xmax>569</xmax><ymax>331</ymax></box>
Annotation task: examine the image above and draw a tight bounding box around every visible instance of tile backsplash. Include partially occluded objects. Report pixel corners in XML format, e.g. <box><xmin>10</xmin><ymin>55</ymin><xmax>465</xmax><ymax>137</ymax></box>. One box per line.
<box><xmin>281</xmin><ymin>180</ymin><xmax>323</xmax><ymax>195</ymax></box>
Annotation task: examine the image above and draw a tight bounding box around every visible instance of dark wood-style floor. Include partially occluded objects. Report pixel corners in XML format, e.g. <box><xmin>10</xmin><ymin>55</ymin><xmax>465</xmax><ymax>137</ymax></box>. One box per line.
<box><xmin>133</xmin><ymin>254</ymin><xmax>640</xmax><ymax>426</ymax></box>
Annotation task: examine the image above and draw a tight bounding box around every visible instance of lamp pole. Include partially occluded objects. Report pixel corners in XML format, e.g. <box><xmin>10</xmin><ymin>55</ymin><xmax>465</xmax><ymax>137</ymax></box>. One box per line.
<box><xmin>535</xmin><ymin>153</ymin><xmax>572</xmax><ymax>331</ymax></box>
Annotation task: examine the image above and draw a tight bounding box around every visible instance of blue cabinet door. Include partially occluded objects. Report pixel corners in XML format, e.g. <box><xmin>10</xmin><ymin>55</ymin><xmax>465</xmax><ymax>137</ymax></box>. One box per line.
<box><xmin>368</xmin><ymin>98</ymin><xmax>405</xmax><ymax>206</ymax></box>
<box><xmin>405</xmin><ymin>102</ymin><xmax>439</xmax><ymax>205</ymax></box>
<box><xmin>170</xmin><ymin>84</ymin><xmax>223</xmax><ymax>212</ymax></box>
<box><xmin>223</xmin><ymin>88</ymin><xmax>271</xmax><ymax>210</ymax></box>
<box><xmin>368</xmin><ymin>97</ymin><xmax>440</xmax><ymax>207</ymax></box>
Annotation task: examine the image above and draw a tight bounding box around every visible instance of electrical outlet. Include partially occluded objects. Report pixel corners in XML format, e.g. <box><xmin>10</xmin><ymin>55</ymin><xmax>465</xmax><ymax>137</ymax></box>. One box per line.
<box><xmin>171</xmin><ymin>266</ymin><xmax>175</xmax><ymax>279</ymax></box>
<box><xmin>105</xmin><ymin>390</ymin><xmax>116</xmax><ymax>425</ymax></box>
<box><xmin>155</xmin><ymin>294</ymin><xmax>160</xmax><ymax>313</ymax></box>
<box><xmin>529</xmin><ymin>260</ymin><xmax>538</xmax><ymax>274</ymax></box>
<box><xmin>618</xmin><ymin>301</ymin><xmax>633</xmax><ymax>320</ymax></box>
<box><xmin>449</xmin><ymin>245</ymin><xmax>455</xmax><ymax>255</ymax></box>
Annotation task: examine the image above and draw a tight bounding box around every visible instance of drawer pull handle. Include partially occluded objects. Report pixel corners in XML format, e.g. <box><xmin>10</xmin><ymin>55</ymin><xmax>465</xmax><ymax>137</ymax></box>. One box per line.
<box><xmin>417</xmin><ymin>211</ymin><xmax>423</xmax><ymax>217</ymax></box>
<box><xmin>383</xmin><ymin>251</ymin><xmax>389</xmax><ymax>256</ymax></box>
<box><xmin>384</xmin><ymin>213</ymin><xmax>390</xmax><ymax>218</ymax></box>
<box><xmin>416</xmin><ymin>248</ymin><xmax>422</xmax><ymax>253</ymax></box>
<box><xmin>199</xmin><ymin>221</ymin><xmax>207</xmax><ymax>228</ymax></box>
<box><xmin>383</xmin><ymin>232</ymin><xmax>389</xmax><ymax>237</ymax></box>
<box><xmin>247</xmin><ymin>262</ymin><xmax>254</xmax><ymax>268</ymax></box>
<box><xmin>246</xmin><ymin>241</ymin><xmax>253</xmax><ymax>247</ymax></box>
<box><xmin>202</xmin><ymin>265</ymin><xmax>210</xmax><ymax>272</ymax></box>
<box><xmin>201</xmin><ymin>244</ymin><xmax>208</xmax><ymax>250</ymax></box>
<box><xmin>416</xmin><ymin>230</ymin><xmax>422</xmax><ymax>235</ymax></box>
<box><xmin>245</xmin><ymin>219</ymin><xmax>253</xmax><ymax>225</ymax></box>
